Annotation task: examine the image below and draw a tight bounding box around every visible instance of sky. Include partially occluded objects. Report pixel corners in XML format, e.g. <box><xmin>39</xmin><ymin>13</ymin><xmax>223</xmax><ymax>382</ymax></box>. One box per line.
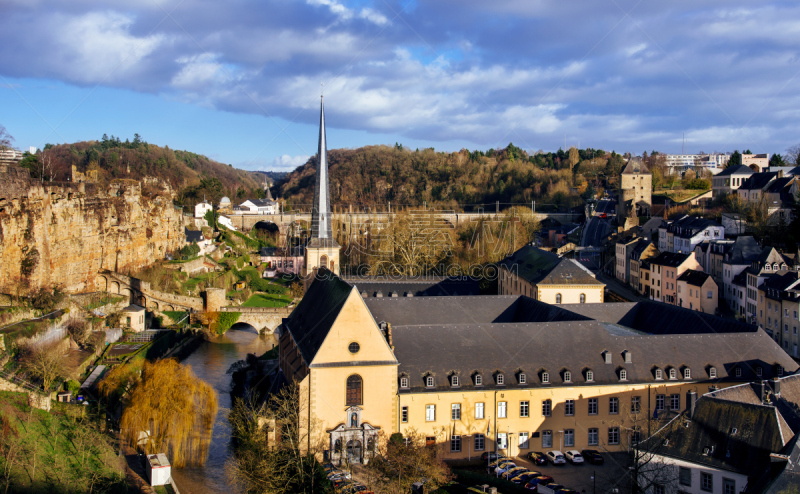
<box><xmin>1</xmin><ymin>0</ymin><xmax>800</xmax><ymax>172</ymax></box>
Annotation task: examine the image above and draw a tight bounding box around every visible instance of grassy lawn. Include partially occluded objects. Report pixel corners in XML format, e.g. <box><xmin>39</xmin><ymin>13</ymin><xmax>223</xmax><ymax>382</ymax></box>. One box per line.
<box><xmin>0</xmin><ymin>391</ymin><xmax>129</xmax><ymax>493</ymax></box>
<box><xmin>242</xmin><ymin>293</ymin><xmax>293</xmax><ymax>308</ymax></box>
<box><xmin>653</xmin><ymin>188</ymin><xmax>709</xmax><ymax>204</ymax></box>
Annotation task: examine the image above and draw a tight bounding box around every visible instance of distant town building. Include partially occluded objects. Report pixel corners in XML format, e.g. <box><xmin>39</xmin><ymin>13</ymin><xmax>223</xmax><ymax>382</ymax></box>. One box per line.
<box><xmin>120</xmin><ymin>304</ymin><xmax>146</xmax><ymax>332</ymax></box>
<box><xmin>658</xmin><ymin>215</ymin><xmax>724</xmax><ymax>254</ymax></box>
<box><xmin>664</xmin><ymin>153</ymin><xmax>729</xmax><ymax>175</ymax></box>
<box><xmin>711</xmin><ymin>165</ymin><xmax>754</xmax><ymax>198</ymax></box>
<box><xmin>234</xmin><ymin>198</ymin><xmax>279</xmax><ymax>215</ymax></box>
<box><xmin>499</xmin><ymin>244</ymin><xmax>605</xmax><ymax>303</ymax></box>
<box><xmin>217</xmin><ymin>215</ymin><xmax>236</xmax><ymax>231</ymax></box>
<box><xmin>261</xmin><ymin>246</ymin><xmax>305</xmax><ymax>276</ymax></box>
<box><xmin>646</xmin><ymin>251</ymin><xmax>702</xmax><ymax>304</ymax></box>
<box><xmin>676</xmin><ymin>269</ymin><xmax>717</xmax><ymax>314</ymax></box>
<box><xmin>618</xmin><ymin>158</ymin><xmax>652</xmax><ymax>218</ymax></box>
<box><xmin>742</xmin><ymin>153</ymin><xmax>769</xmax><ymax>172</ymax></box>
<box><xmin>616</xmin><ymin>236</ymin><xmax>641</xmax><ymax>284</ymax></box>
<box><xmin>721</xmin><ymin>236</ymin><xmax>762</xmax><ymax>316</ymax></box>
<box><xmin>218</xmin><ymin>196</ymin><xmax>232</xmax><ymax>212</ymax></box>
<box><xmin>194</xmin><ymin>200</ymin><xmax>213</xmax><ymax>219</ymax></box>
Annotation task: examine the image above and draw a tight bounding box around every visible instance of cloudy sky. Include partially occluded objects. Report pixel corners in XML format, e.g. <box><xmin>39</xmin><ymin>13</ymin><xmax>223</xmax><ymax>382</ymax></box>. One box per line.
<box><xmin>1</xmin><ymin>0</ymin><xmax>799</xmax><ymax>171</ymax></box>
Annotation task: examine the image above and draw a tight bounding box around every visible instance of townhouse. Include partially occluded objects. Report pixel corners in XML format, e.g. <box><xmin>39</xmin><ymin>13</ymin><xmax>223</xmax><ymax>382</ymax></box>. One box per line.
<box><xmin>710</xmin><ymin>164</ymin><xmax>754</xmax><ymax>199</ymax></box>
<box><xmin>630</xmin><ymin>239</ymin><xmax>659</xmax><ymax>296</ymax></box>
<box><xmin>647</xmin><ymin>252</ymin><xmax>702</xmax><ymax>305</ymax></box>
<box><xmin>720</xmin><ymin>236</ymin><xmax>762</xmax><ymax>315</ymax></box>
<box><xmin>658</xmin><ymin>216</ymin><xmax>724</xmax><ymax>254</ymax></box>
<box><xmin>676</xmin><ymin>270</ymin><xmax>718</xmax><ymax>315</ymax></box>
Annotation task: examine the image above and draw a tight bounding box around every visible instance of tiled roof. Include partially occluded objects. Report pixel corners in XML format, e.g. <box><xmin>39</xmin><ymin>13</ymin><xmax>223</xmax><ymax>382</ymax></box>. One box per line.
<box><xmin>739</xmin><ymin>172</ymin><xmax>778</xmax><ymax>191</ymax></box>
<box><xmin>185</xmin><ymin>227</ymin><xmax>204</xmax><ymax>243</ymax></box>
<box><xmin>498</xmin><ymin>245</ymin><xmax>560</xmax><ymax>284</ymax></box>
<box><xmin>724</xmin><ymin>236</ymin><xmax>762</xmax><ymax>264</ymax></box>
<box><xmin>677</xmin><ymin>269</ymin><xmax>712</xmax><ymax>287</ymax></box>
<box><xmin>648</xmin><ymin>251</ymin><xmax>692</xmax><ymax>267</ymax></box>
<box><xmin>715</xmin><ymin>165</ymin><xmax>754</xmax><ymax>177</ymax></box>
<box><xmin>621</xmin><ymin>158</ymin><xmax>650</xmax><ymax>175</ymax></box>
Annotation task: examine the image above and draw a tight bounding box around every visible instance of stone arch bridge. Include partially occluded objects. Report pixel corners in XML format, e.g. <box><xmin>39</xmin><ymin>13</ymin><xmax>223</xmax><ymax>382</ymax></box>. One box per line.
<box><xmin>97</xmin><ymin>270</ymin><xmax>204</xmax><ymax>312</ymax></box>
<box><xmin>220</xmin><ymin>306</ymin><xmax>293</xmax><ymax>335</ymax></box>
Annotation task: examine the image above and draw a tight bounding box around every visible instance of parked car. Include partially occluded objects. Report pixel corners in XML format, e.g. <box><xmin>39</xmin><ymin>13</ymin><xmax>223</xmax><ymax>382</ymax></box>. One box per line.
<box><xmin>487</xmin><ymin>459</ymin><xmax>514</xmax><ymax>472</ymax></box>
<box><xmin>598</xmin><ymin>213</ymin><xmax>607</xmax><ymax>218</ymax></box>
<box><xmin>495</xmin><ymin>462</ymin><xmax>518</xmax><ymax>475</ymax></box>
<box><xmin>524</xmin><ymin>476</ymin><xmax>554</xmax><ymax>492</ymax></box>
<box><xmin>581</xmin><ymin>450</ymin><xmax>604</xmax><ymax>465</ymax></box>
<box><xmin>512</xmin><ymin>472</ymin><xmax>542</xmax><ymax>484</ymax></box>
<box><xmin>501</xmin><ymin>467</ymin><xmax>529</xmax><ymax>480</ymax></box>
<box><xmin>527</xmin><ymin>451</ymin><xmax>548</xmax><ymax>465</ymax></box>
<box><xmin>481</xmin><ymin>451</ymin><xmax>506</xmax><ymax>462</ymax></box>
<box><xmin>546</xmin><ymin>451</ymin><xmax>566</xmax><ymax>465</ymax></box>
<box><xmin>564</xmin><ymin>450</ymin><xmax>584</xmax><ymax>464</ymax></box>
<box><xmin>538</xmin><ymin>483</ymin><xmax>565</xmax><ymax>494</ymax></box>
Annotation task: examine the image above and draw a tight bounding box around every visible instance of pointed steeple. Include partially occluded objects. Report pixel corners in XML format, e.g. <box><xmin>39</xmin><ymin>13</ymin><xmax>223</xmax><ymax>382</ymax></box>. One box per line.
<box><xmin>309</xmin><ymin>96</ymin><xmax>338</xmax><ymax>247</ymax></box>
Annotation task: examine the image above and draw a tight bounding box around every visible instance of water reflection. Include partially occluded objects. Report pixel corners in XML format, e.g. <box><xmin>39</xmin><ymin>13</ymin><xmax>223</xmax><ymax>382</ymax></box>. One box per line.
<box><xmin>171</xmin><ymin>330</ymin><xmax>277</xmax><ymax>494</ymax></box>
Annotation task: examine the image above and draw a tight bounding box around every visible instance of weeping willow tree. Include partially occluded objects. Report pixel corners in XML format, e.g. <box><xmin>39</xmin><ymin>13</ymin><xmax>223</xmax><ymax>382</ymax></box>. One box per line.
<box><xmin>118</xmin><ymin>359</ymin><xmax>217</xmax><ymax>467</ymax></box>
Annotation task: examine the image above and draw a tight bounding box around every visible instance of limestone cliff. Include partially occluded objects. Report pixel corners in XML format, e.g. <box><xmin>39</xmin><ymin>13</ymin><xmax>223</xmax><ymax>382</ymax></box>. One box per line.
<box><xmin>0</xmin><ymin>165</ymin><xmax>185</xmax><ymax>294</ymax></box>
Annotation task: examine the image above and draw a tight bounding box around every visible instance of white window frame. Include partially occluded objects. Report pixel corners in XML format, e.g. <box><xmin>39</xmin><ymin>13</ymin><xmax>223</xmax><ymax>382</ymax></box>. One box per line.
<box><xmin>542</xmin><ymin>372</ymin><xmax>550</xmax><ymax>384</ymax></box>
<box><xmin>542</xmin><ymin>430</ymin><xmax>552</xmax><ymax>448</ymax></box>
<box><xmin>426</xmin><ymin>376</ymin><xmax>434</xmax><ymax>388</ymax></box>
<box><xmin>451</xmin><ymin>375</ymin><xmax>459</xmax><ymax>387</ymax></box>
<box><xmin>475</xmin><ymin>402</ymin><xmax>484</xmax><ymax>419</ymax></box>
<box><xmin>401</xmin><ymin>406</ymin><xmax>408</xmax><ymax>423</ymax></box>
<box><xmin>451</xmin><ymin>403</ymin><xmax>461</xmax><ymax>421</ymax></box>
<box><xmin>400</xmin><ymin>377</ymin><xmax>409</xmax><ymax>388</ymax></box>
<box><xmin>425</xmin><ymin>404</ymin><xmax>435</xmax><ymax>422</ymax></box>
<box><xmin>519</xmin><ymin>432</ymin><xmax>529</xmax><ymax>449</ymax></box>
<box><xmin>474</xmin><ymin>374</ymin><xmax>483</xmax><ymax>386</ymax></box>
<box><xmin>586</xmin><ymin>370</ymin><xmax>594</xmax><ymax>382</ymax></box>
<box><xmin>496</xmin><ymin>374</ymin><xmax>505</xmax><ymax>385</ymax></box>
<box><xmin>520</xmin><ymin>401</ymin><xmax>529</xmax><ymax>418</ymax></box>
<box><xmin>588</xmin><ymin>398</ymin><xmax>598</xmax><ymax>415</ymax></box>
<box><xmin>498</xmin><ymin>401</ymin><xmax>507</xmax><ymax>418</ymax></box>
<box><xmin>564</xmin><ymin>429</ymin><xmax>574</xmax><ymax>447</ymax></box>
<box><xmin>565</xmin><ymin>399</ymin><xmax>574</xmax><ymax>416</ymax></box>
<box><xmin>588</xmin><ymin>428</ymin><xmax>598</xmax><ymax>446</ymax></box>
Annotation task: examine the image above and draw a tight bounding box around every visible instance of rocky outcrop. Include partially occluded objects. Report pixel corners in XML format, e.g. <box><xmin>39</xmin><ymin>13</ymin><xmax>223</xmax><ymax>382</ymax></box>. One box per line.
<box><xmin>0</xmin><ymin>165</ymin><xmax>186</xmax><ymax>294</ymax></box>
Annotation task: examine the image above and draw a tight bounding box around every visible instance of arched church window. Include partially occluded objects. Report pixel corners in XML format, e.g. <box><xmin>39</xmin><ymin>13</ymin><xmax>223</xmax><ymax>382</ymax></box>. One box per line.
<box><xmin>334</xmin><ymin>439</ymin><xmax>342</xmax><ymax>453</ymax></box>
<box><xmin>346</xmin><ymin>375</ymin><xmax>362</xmax><ymax>406</ymax></box>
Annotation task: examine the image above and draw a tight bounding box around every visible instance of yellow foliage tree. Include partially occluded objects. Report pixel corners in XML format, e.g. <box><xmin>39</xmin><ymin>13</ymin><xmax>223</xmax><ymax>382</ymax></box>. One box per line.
<box><xmin>118</xmin><ymin>359</ymin><xmax>218</xmax><ymax>467</ymax></box>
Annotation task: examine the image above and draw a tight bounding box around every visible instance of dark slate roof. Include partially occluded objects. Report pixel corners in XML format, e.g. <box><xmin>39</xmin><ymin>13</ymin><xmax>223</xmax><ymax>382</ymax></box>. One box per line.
<box><xmin>392</xmin><ymin>322</ymin><xmax>797</xmax><ymax>392</ymax></box>
<box><xmin>537</xmin><ymin>258</ymin><xmax>603</xmax><ymax>285</ymax></box>
<box><xmin>631</xmin><ymin>240</ymin><xmax>656</xmax><ymax>260</ymax></box>
<box><xmin>621</xmin><ymin>158</ymin><xmax>650</xmax><ymax>175</ymax></box>
<box><xmin>732</xmin><ymin>271</ymin><xmax>747</xmax><ymax>287</ymax></box>
<box><xmin>677</xmin><ymin>269</ymin><xmax>712</xmax><ymax>287</ymax></box>
<box><xmin>344</xmin><ymin>277</ymin><xmax>481</xmax><ymax>297</ymax></box>
<box><xmin>645</xmin><ymin>397</ymin><xmax>786</xmax><ymax>477</ymax></box>
<box><xmin>185</xmin><ymin>227</ymin><xmax>204</xmax><ymax>243</ymax></box>
<box><xmin>648</xmin><ymin>251</ymin><xmax>691</xmax><ymax>267</ymax></box>
<box><xmin>616</xmin><ymin>300</ymin><xmax>756</xmax><ymax>335</ymax></box>
<box><xmin>765</xmin><ymin>176</ymin><xmax>796</xmax><ymax>193</ymax></box>
<box><xmin>365</xmin><ymin>295</ymin><xmax>520</xmax><ymax>326</ymax></box>
<box><xmin>283</xmin><ymin>268</ymin><xmax>353</xmax><ymax>364</ymax></box>
<box><xmin>763</xmin><ymin>435</ymin><xmax>800</xmax><ymax>494</ymax></box>
<box><xmin>260</xmin><ymin>246</ymin><xmax>305</xmax><ymax>257</ymax></box>
<box><xmin>715</xmin><ymin>165</ymin><xmax>754</xmax><ymax>177</ymax></box>
<box><xmin>499</xmin><ymin>245</ymin><xmax>561</xmax><ymax>284</ymax></box>
<box><xmin>739</xmin><ymin>172</ymin><xmax>778</xmax><ymax>191</ymax></box>
<box><xmin>724</xmin><ymin>236</ymin><xmax>762</xmax><ymax>264</ymax></box>
<box><xmin>249</xmin><ymin>198</ymin><xmax>276</xmax><ymax>207</ymax></box>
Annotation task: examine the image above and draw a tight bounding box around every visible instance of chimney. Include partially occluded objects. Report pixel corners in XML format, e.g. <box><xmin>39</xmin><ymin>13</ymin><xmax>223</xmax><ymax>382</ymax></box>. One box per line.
<box><xmin>686</xmin><ymin>391</ymin><xmax>697</xmax><ymax>418</ymax></box>
<box><xmin>385</xmin><ymin>323</ymin><xmax>393</xmax><ymax>349</ymax></box>
<box><xmin>759</xmin><ymin>381</ymin><xmax>766</xmax><ymax>404</ymax></box>
<box><xmin>772</xmin><ymin>377</ymin><xmax>781</xmax><ymax>397</ymax></box>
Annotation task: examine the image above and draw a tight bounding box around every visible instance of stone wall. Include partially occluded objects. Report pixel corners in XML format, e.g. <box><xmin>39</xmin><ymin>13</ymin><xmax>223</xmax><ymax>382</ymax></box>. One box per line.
<box><xmin>0</xmin><ymin>167</ymin><xmax>186</xmax><ymax>295</ymax></box>
<box><xmin>97</xmin><ymin>271</ymin><xmax>205</xmax><ymax>311</ymax></box>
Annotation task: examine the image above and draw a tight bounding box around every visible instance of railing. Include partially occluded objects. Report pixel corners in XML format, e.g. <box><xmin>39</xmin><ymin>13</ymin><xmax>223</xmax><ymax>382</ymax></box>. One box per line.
<box><xmin>123</xmin><ymin>330</ymin><xmax>162</xmax><ymax>343</ymax></box>
<box><xmin>0</xmin><ymin>370</ymin><xmax>41</xmax><ymax>393</ymax></box>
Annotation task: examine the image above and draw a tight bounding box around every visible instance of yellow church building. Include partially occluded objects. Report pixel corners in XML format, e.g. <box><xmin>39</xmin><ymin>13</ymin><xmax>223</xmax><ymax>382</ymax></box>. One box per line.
<box><xmin>277</xmin><ymin>269</ymin><xmax>797</xmax><ymax>463</ymax></box>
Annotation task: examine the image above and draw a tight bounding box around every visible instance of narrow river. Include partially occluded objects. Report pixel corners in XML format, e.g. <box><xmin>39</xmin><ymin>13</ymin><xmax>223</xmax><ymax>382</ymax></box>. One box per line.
<box><xmin>170</xmin><ymin>330</ymin><xmax>277</xmax><ymax>494</ymax></box>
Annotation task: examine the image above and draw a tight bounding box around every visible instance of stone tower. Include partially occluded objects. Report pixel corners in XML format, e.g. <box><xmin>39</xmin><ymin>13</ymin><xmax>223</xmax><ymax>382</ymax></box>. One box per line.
<box><xmin>618</xmin><ymin>157</ymin><xmax>652</xmax><ymax>218</ymax></box>
<box><xmin>303</xmin><ymin>96</ymin><xmax>340</xmax><ymax>277</ymax></box>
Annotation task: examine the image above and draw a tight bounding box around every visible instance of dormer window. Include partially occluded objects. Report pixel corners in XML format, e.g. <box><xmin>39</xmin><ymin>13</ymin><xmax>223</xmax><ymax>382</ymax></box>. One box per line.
<box><xmin>623</xmin><ymin>350</ymin><xmax>632</xmax><ymax>363</ymax></box>
<box><xmin>564</xmin><ymin>371</ymin><xmax>572</xmax><ymax>383</ymax></box>
<box><xmin>603</xmin><ymin>351</ymin><xmax>612</xmax><ymax>364</ymax></box>
<box><xmin>400</xmin><ymin>377</ymin><xmax>409</xmax><ymax>388</ymax></box>
<box><xmin>426</xmin><ymin>375</ymin><xmax>435</xmax><ymax>388</ymax></box>
<box><xmin>518</xmin><ymin>373</ymin><xmax>527</xmax><ymax>384</ymax></box>
<box><xmin>683</xmin><ymin>368</ymin><xmax>691</xmax><ymax>380</ymax></box>
<box><xmin>451</xmin><ymin>375</ymin><xmax>459</xmax><ymax>387</ymax></box>
<box><xmin>669</xmin><ymin>368</ymin><xmax>677</xmax><ymax>380</ymax></box>
<box><xmin>778</xmin><ymin>366</ymin><xmax>784</xmax><ymax>376</ymax></box>
<box><xmin>585</xmin><ymin>370</ymin><xmax>594</xmax><ymax>382</ymax></box>
<box><xmin>756</xmin><ymin>367</ymin><xmax>763</xmax><ymax>377</ymax></box>
<box><xmin>735</xmin><ymin>367</ymin><xmax>742</xmax><ymax>378</ymax></box>
<box><xmin>766</xmin><ymin>264</ymin><xmax>772</xmax><ymax>271</ymax></box>
<box><xmin>655</xmin><ymin>369</ymin><xmax>663</xmax><ymax>380</ymax></box>
<box><xmin>474</xmin><ymin>374</ymin><xmax>483</xmax><ymax>386</ymax></box>
<box><xmin>619</xmin><ymin>369</ymin><xmax>628</xmax><ymax>381</ymax></box>
<box><xmin>709</xmin><ymin>367</ymin><xmax>717</xmax><ymax>379</ymax></box>
<box><xmin>541</xmin><ymin>372</ymin><xmax>550</xmax><ymax>384</ymax></box>
<box><xmin>496</xmin><ymin>374</ymin><xmax>505</xmax><ymax>385</ymax></box>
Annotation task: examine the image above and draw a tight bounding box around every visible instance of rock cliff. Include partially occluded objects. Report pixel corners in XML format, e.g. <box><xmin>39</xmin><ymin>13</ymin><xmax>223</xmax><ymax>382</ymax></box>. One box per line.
<box><xmin>0</xmin><ymin>165</ymin><xmax>185</xmax><ymax>294</ymax></box>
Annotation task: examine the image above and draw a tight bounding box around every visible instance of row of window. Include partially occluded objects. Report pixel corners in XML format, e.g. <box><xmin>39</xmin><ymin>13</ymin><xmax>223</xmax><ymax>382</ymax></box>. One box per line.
<box><xmin>443</xmin><ymin>427</ymin><xmax>622</xmax><ymax>453</ymax></box>
<box><xmin>677</xmin><ymin>466</ymin><xmax>736</xmax><ymax>494</ymax></box>
<box><xmin>403</xmin><ymin>395</ymin><xmax>683</xmax><ymax>422</ymax></box>
<box><xmin>403</xmin><ymin>366</ymin><xmax>700</xmax><ymax>389</ymax></box>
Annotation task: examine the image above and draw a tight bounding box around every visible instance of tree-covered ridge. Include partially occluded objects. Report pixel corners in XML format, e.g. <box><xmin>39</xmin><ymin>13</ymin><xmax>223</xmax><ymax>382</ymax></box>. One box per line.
<box><xmin>18</xmin><ymin>134</ymin><xmax>264</xmax><ymax>206</ymax></box>
<box><xmin>276</xmin><ymin>144</ymin><xmax>612</xmax><ymax>211</ymax></box>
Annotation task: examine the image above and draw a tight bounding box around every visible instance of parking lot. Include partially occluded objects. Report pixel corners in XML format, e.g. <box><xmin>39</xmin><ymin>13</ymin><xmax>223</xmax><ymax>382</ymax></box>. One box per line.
<box><xmin>481</xmin><ymin>452</ymin><xmax>633</xmax><ymax>493</ymax></box>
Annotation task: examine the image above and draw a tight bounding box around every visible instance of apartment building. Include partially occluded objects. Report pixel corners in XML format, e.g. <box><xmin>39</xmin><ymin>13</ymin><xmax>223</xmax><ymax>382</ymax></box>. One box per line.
<box><xmin>721</xmin><ymin>236</ymin><xmax>762</xmax><ymax>315</ymax></box>
<box><xmin>745</xmin><ymin>247</ymin><xmax>794</xmax><ymax>324</ymax></box>
<box><xmin>630</xmin><ymin>240</ymin><xmax>659</xmax><ymax>296</ymax></box>
<box><xmin>658</xmin><ymin>215</ymin><xmax>724</xmax><ymax>254</ymax></box>
<box><xmin>647</xmin><ymin>252</ymin><xmax>702</xmax><ymax>304</ymax></box>
<box><xmin>676</xmin><ymin>270</ymin><xmax>718</xmax><ymax>314</ymax></box>
<box><xmin>711</xmin><ymin>165</ymin><xmax>754</xmax><ymax>199</ymax></box>
<box><xmin>664</xmin><ymin>153</ymin><xmax>729</xmax><ymax>175</ymax></box>
<box><xmin>758</xmin><ymin>271</ymin><xmax>800</xmax><ymax>358</ymax></box>
<box><xmin>616</xmin><ymin>236</ymin><xmax>641</xmax><ymax>284</ymax></box>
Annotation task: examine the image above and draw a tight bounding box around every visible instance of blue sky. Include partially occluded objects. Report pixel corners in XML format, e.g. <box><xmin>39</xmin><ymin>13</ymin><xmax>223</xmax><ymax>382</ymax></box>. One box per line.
<box><xmin>2</xmin><ymin>0</ymin><xmax>800</xmax><ymax>171</ymax></box>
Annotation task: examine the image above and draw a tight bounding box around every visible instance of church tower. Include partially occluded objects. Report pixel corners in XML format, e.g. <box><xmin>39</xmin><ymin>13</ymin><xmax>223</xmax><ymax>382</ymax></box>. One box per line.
<box><xmin>303</xmin><ymin>96</ymin><xmax>340</xmax><ymax>277</ymax></box>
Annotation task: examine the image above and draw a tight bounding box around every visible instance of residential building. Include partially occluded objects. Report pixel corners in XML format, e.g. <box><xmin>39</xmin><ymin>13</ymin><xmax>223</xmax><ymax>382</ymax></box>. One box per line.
<box><xmin>647</xmin><ymin>252</ymin><xmax>702</xmax><ymax>304</ymax></box>
<box><xmin>499</xmin><ymin>244</ymin><xmax>605</xmax><ymax>303</ymax></box>
<box><xmin>616</xmin><ymin>236</ymin><xmax>640</xmax><ymax>284</ymax></box>
<box><xmin>218</xmin><ymin>196</ymin><xmax>232</xmax><ymax>212</ymax></box>
<box><xmin>234</xmin><ymin>198</ymin><xmax>279</xmax><ymax>215</ymax></box>
<box><xmin>664</xmin><ymin>153</ymin><xmax>730</xmax><ymax>175</ymax></box>
<box><xmin>758</xmin><ymin>271</ymin><xmax>800</xmax><ymax>357</ymax></box>
<box><xmin>217</xmin><ymin>215</ymin><xmax>236</xmax><ymax>231</ymax></box>
<box><xmin>657</xmin><ymin>215</ymin><xmax>724</xmax><ymax>254</ymax></box>
<box><xmin>261</xmin><ymin>246</ymin><xmax>305</xmax><ymax>276</ymax></box>
<box><xmin>745</xmin><ymin>247</ymin><xmax>794</xmax><ymax>325</ymax></box>
<box><xmin>120</xmin><ymin>304</ymin><xmax>146</xmax><ymax>332</ymax></box>
<box><xmin>618</xmin><ymin>158</ymin><xmax>652</xmax><ymax>218</ymax></box>
<box><xmin>630</xmin><ymin>240</ymin><xmax>659</xmax><ymax>296</ymax></box>
<box><xmin>676</xmin><ymin>270</ymin><xmax>718</xmax><ymax>314</ymax></box>
<box><xmin>639</xmin><ymin>375</ymin><xmax>800</xmax><ymax>494</ymax></box>
<box><xmin>710</xmin><ymin>164</ymin><xmax>753</xmax><ymax>199</ymax></box>
<box><xmin>721</xmin><ymin>236</ymin><xmax>762</xmax><ymax>315</ymax></box>
<box><xmin>277</xmin><ymin>271</ymin><xmax>797</xmax><ymax>463</ymax></box>
<box><xmin>194</xmin><ymin>200</ymin><xmax>213</xmax><ymax>219</ymax></box>
<box><xmin>735</xmin><ymin>171</ymin><xmax>799</xmax><ymax>223</ymax></box>
<box><xmin>720</xmin><ymin>213</ymin><xmax>746</xmax><ymax>235</ymax></box>
<box><xmin>742</xmin><ymin>153</ymin><xmax>769</xmax><ymax>172</ymax></box>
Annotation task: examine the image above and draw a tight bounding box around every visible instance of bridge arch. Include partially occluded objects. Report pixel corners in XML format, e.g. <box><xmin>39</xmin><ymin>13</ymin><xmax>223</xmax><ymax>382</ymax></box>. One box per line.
<box><xmin>110</xmin><ymin>281</ymin><xmax>120</xmax><ymax>294</ymax></box>
<box><xmin>254</xmin><ymin>221</ymin><xmax>280</xmax><ymax>233</ymax></box>
<box><xmin>229</xmin><ymin>322</ymin><xmax>259</xmax><ymax>334</ymax></box>
<box><xmin>148</xmin><ymin>300</ymin><xmax>159</xmax><ymax>311</ymax></box>
<box><xmin>97</xmin><ymin>275</ymin><xmax>108</xmax><ymax>291</ymax></box>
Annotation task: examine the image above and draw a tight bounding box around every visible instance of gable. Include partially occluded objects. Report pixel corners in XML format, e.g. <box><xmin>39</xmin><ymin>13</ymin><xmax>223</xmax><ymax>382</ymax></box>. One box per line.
<box><xmin>311</xmin><ymin>289</ymin><xmax>398</xmax><ymax>366</ymax></box>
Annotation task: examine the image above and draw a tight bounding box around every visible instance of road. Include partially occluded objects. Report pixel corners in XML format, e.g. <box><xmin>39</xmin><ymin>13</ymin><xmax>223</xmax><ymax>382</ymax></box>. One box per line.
<box><xmin>582</xmin><ymin>199</ymin><xmax>614</xmax><ymax>248</ymax></box>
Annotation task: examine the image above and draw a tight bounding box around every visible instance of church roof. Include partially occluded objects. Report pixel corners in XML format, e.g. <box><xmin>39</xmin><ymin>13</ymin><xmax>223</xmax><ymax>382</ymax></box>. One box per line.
<box><xmin>621</xmin><ymin>158</ymin><xmax>650</xmax><ymax>175</ymax></box>
<box><xmin>309</xmin><ymin>96</ymin><xmax>338</xmax><ymax>247</ymax></box>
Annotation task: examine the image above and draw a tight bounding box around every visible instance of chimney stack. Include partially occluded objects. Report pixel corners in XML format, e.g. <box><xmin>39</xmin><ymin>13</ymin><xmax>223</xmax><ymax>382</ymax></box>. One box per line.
<box><xmin>772</xmin><ymin>377</ymin><xmax>781</xmax><ymax>397</ymax></box>
<box><xmin>759</xmin><ymin>381</ymin><xmax>766</xmax><ymax>404</ymax></box>
<box><xmin>687</xmin><ymin>390</ymin><xmax>697</xmax><ymax>418</ymax></box>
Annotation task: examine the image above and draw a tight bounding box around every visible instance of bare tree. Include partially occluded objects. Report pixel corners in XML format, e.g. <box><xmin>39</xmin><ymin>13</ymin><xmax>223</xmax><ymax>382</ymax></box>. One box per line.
<box><xmin>38</xmin><ymin>149</ymin><xmax>55</xmax><ymax>182</ymax></box>
<box><xmin>786</xmin><ymin>144</ymin><xmax>800</xmax><ymax>166</ymax></box>
<box><xmin>0</xmin><ymin>125</ymin><xmax>13</xmax><ymax>151</ymax></box>
<box><xmin>19</xmin><ymin>342</ymin><xmax>66</xmax><ymax>392</ymax></box>
<box><xmin>364</xmin><ymin>429</ymin><xmax>453</xmax><ymax>494</ymax></box>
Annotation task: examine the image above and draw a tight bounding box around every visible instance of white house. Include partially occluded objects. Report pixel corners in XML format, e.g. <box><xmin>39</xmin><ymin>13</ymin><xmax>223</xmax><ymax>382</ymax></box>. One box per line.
<box><xmin>218</xmin><ymin>215</ymin><xmax>236</xmax><ymax>231</ymax></box>
<box><xmin>194</xmin><ymin>201</ymin><xmax>213</xmax><ymax>219</ymax></box>
<box><xmin>234</xmin><ymin>199</ymin><xmax>278</xmax><ymax>215</ymax></box>
<box><xmin>658</xmin><ymin>216</ymin><xmax>724</xmax><ymax>254</ymax></box>
<box><xmin>711</xmin><ymin>165</ymin><xmax>754</xmax><ymax>199</ymax></box>
<box><xmin>664</xmin><ymin>153</ymin><xmax>729</xmax><ymax>175</ymax></box>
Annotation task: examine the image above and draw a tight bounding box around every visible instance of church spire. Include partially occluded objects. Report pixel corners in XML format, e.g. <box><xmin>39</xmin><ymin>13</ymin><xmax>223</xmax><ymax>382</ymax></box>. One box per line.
<box><xmin>310</xmin><ymin>95</ymin><xmax>336</xmax><ymax>244</ymax></box>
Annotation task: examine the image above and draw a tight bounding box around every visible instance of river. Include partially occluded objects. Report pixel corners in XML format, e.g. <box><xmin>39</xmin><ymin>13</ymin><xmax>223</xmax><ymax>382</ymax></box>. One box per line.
<box><xmin>170</xmin><ymin>329</ymin><xmax>277</xmax><ymax>494</ymax></box>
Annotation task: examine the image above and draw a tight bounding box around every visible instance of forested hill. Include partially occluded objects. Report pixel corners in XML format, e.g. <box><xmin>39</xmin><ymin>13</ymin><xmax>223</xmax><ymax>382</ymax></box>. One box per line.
<box><xmin>276</xmin><ymin>144</ymin><xmax>616</xmax><ymax>211</ymax></box>
<box><xmin>18</xmin><ymin>134</ymin><xmax>265</xmax><ymax>206</ymax></box>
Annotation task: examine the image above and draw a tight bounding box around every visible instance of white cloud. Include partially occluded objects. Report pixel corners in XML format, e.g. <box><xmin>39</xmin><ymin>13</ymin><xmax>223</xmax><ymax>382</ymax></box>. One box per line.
<box><xmin>271</xmin><ymin>154</ymin><xmax>310</xmax><ymax>170</ymax></box>
<box><xmin>171</xmin><ymin>53</ymin><xmax>227</xmax><ymax>90</ymax></box>
<box><xmin>306</xmin><ymin>0</ymin><xmax>388</xmax><ymax>25</ymax></box>
<box><xmin>359</xmin><ymin>7</ymin><xmax>389</xmax><ymax>26</ymax></box>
